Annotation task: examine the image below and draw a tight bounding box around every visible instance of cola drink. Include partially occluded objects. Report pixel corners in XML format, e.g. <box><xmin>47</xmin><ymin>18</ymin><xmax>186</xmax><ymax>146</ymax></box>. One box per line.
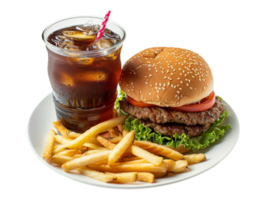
<box><xmin>42</xmin><ymin>17</ymin><xmax>126</xmax><ymax>132</ymax></box>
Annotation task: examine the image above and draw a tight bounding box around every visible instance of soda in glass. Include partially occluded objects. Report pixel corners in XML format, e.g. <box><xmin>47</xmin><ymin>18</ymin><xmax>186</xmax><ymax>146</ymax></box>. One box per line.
<box><xmin>42</xmin><ymin>16</ymin><xmax>126</xmax><ymax>132</ymax></box>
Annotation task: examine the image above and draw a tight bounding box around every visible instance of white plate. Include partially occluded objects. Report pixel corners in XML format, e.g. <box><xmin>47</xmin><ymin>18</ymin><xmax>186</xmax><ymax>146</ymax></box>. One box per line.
<box><xmin>28</xmin><ymin>93</ymin><xmax>239</xmax><ymax>189</ymax></box>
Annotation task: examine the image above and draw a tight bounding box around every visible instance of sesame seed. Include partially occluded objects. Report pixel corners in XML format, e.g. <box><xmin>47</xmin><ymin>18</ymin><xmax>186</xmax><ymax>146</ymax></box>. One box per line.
<box><xmin>149</xmin><ymin>74</ymin><xmax>152</xmax><ymax>77</ymax></box>
<box><xmin>149</xmin><ymin>93</ymin><xmax>151</xmax><ymax>95</ymax></box>
<box><xmin>190</xmin><ymin>87</ymin><xmax>193</xmax><ymax>89</ymax></box>
<box><xmin>131</xmin><ymin>82</ymin><xmax>133</xmax><ymax>85</ymax></box>
<box><xmin>177</xmin><ymin>91</ymin><xmax>180</xmax><ymax>93</ymax></box>
<box><xmin>145</xmin><ymin>82</ymin><xmax>148</xmax><ymax>84</ymax></box>
<box><xmin>186</xmin><ymin>83</ymin><xmax>189</xmax><ymax>86</ymax></box>
<box><xmin>164</xmin><ymin>76</ymin><xmax>167</xmax><ymax>79</ymax></box>
<box><xmin>179</xmin><ymin>88</ymin><xmax>182</xmax><ymax>90</ymax></box>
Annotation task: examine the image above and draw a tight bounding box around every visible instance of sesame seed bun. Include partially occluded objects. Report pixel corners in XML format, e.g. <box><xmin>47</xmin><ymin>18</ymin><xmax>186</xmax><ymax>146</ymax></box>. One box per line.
<box><xmin>119</xmin><ymin>47</ymin><xmax>213</xmax><ymax>107</ymax></box>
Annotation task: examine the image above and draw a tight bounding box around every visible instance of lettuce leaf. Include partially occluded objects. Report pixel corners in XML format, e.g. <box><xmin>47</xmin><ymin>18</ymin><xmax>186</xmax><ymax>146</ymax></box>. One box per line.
<box><xmin>115</xmin><ymin>90</ymin><xmax>128</xmax><ymax>116</ymax></box>
<box><xmin>116</xmin><ymin>89</ymin><xmax>231</xmax><ymax>151</ymax></box>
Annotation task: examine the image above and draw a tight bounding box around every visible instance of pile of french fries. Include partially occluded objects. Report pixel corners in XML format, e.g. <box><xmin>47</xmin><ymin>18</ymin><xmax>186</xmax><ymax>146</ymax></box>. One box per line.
<box><xmin>43</xmin><ymin>115</ymin><xmax>206</xmax><ymax>184</ymax></box>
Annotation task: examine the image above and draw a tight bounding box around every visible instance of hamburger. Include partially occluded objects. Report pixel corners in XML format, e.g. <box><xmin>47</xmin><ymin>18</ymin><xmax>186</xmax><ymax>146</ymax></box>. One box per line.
<box><xmin>116</xmin><ymin>47</ymin><xmax>230</xmax><ymax>153</ymax></box>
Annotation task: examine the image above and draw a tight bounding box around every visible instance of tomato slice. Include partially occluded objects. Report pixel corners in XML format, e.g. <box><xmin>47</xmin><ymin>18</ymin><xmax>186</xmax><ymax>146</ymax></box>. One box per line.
<box><xmin>127</xmin><ymin>96</ymin><xmax>155</xmax><ymax>107</ymax></box>
<box><xmin>126</xmin><ymin>91</ymin><xmax>216</xmax><ymax>112</ymax></box>
<box><xmin>169</xmin><ymin>91</ymin><xmax>215</xmax><ymax>112</ymax></box>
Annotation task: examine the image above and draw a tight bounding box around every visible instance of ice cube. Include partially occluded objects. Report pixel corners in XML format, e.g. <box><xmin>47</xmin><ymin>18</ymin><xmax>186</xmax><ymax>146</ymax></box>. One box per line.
<box><xmin>103</xmin><ymin>28</ymin><xmax>121</xmax><ymax>39</ymax></box>
<box><xmin>66</xmin><ymin>57</ymin><xmax>95</xmax><ymax>65</ymax></box>
<box><xmin>76</xmin><ymin>71</ymin><xmax>107</xmax><ymax>82</ymax></box>
<box><xmin>102</xmin><ymin>51</ymin><xmax>119</xmax><ymax>61</ymax></box>
<box><xmin>60</xmin><ymin>73</ymin><xmax>74</xmax><ymax>87</ymax></box>
<box><xmin>95</xmin><ymin>38</ymin><xmax>118</xmax><ymax>50</ymax></box>
<box><xmin>76</xmin><ymin>24</ymin><xmax>100</xmax><ymax>36</ymax></box>
<box><xmin>56</xmin><ymin>35</ymin><xmax>67</xmax><ymax>40</ymax></box>
<box><xmin>63</xmin><ymin>31</ymin><xmax>96</xmax><ymax>43</ymax></box>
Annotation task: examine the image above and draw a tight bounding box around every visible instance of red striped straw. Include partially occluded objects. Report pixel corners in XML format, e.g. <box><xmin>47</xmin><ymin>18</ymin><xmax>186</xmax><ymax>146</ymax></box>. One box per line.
<box><xmin>94</xmin><ymin>10</ymin><xmax>111</xmax><ymax>43</ymax></box>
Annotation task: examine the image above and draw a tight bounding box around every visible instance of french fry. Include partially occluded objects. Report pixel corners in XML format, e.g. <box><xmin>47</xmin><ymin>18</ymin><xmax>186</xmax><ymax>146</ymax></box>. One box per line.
<box><xmin>65</xmin><ymin>115</ymin><xmax>127</xmax><ymax>149</ymax></box>
<box><xmin>134</xmin><ymin>141</ymin><xmax>184</xmax><ymax>161</ymax></box>
<box><xmin>53</xmin><ymin>144</ymin><xmax>68</xmax><ymax>154</ymax></box>
<box><xmin>153</xmin><ymin>172</ymin><xmax>167</xmax><ymax>178</ymax></box>
<box><xmin>53</xmin><ymin>121</ymin><xmax>71</xmax><ymax>137</ymax></box>
<box><xmin>120</xmin><ymin>157</ymin><xmax>142</xmax><ymax>162</ymax></box>
<box><xmin>108</xmin><ymin>127</ymin><xmax>119</xmax><ymax>137</ymax></box>
<box><xmin>68</xmin><ymin>132</ymin><xmax>102</xmax><ymax>146</ymax></box>
<box><xmin>51</xmin><ymin>155</ymin><xmax>73</xmax><ymax>165</ymax></box>
<box><xmin>184</xmin><ymin>154</ymin><xmax>206</xmax><ymax>165</ymax></box>
<box><xmin>119</xmin><ymin>159</ymin><xmax>148</xmax><ymax>164</ymax></box>
<box><xmin>62</xmin><ymin>150</ymin><xmax>111</xmax><ymax>172</ymax></box>
<box><xmin>68</xmin><ymin>132</ymin><xmax>81</xmax><ymax>138</ymax></box>
<box><xmin>163</xmin><ymin>159</ymin><xmax>176</xmax><ymax>171</ymax></box>
<box><xmin>130</xmin><ymin>145</ymin><xmax>163</xmax><ymax>166</ymax></box>
<box><xmin>97</xmin><ymin>136</ymin><xmax>116</xmax><ymax>150</ymax></box>
<box><xmin>55</xmin><ymin>150</ymin><xmax>82</xmax><ymax>157</ymax></box>
<box><xmin>73</xmin><ymin>154</ymin><xmax>83</xmax><ymax>159</ymax></box>
<box><xmin>108</xmin><ymin>130</ymin><xmax>135</xmax><ymax>165</ymax></box>
<box><xmin>106</xmin><ymin>172</ymin><xmax>138</xmax><ymax>183</ymax></box>
<box><xmin>170</xmin><ymin>160</ymin><xmax>188</xmax><ymax>173</ymax></box>
<box><xmin>137</xmin><ymin>173</ymin><xmax>155</xmax><ymax>183</ymax></box>
<box><xmin>84</xmin><ymin>149</ymin><xmax>108</xmax><ymax>156</ymax></box>
<box><xmin>87</xmin><ymin>162</ymin><xmax>167</xmax><ymax>173</ymax></box>
<box><xmin>77</xmin><ymin>168</ymin><xmax>117</xmax><ymax>183</ymax></box>
<box><xmin>43</xmin><ymin>129</ymin><xmax>56</xmax><ymax>161</ymax></box>
<box><xmin>108</xmin><ymin>135</ymin><xmax>123</xmax><ymax>144</ymax></box>
<box><xmin>83</xmin><ymin>143</ymin><xmax>108</xmax><ymax>150</ymax></box>
<box><xmin>53</xmin><ymin>135</ymin><xmax>72</xmax><ymax>144</ymax></box>
<box><xmin>122</xmin><ymin>130</ymin><xmax>129</xmax><ymax>136</ymax></box>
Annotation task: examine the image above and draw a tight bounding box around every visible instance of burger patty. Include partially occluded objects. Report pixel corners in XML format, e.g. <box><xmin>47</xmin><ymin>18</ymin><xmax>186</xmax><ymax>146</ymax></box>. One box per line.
<box><xmin>120</xmin><ymin>97</ymin><xmax>224</xmax><ymax>126</ymax></box>
<box><xmin>136</xmin><ymin>118</ymin><xmax>211</xmax><ymax>138</ymax></box>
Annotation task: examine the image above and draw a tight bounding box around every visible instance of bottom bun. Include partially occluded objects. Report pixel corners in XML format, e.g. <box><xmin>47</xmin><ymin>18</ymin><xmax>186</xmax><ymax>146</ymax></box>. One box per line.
<box><xmin>168</xmin><ymin>145</ymin><xmax>192</xmax><ymax>154</ymax></box>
